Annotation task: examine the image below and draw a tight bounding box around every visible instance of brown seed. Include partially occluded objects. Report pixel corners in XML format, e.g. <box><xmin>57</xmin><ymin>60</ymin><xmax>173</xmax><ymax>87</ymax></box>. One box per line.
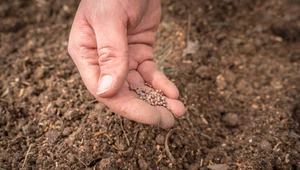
<box><xmin>129</xmin><ymin>83</ymin><xmax>168</xmax><ymax>108</ymax></box>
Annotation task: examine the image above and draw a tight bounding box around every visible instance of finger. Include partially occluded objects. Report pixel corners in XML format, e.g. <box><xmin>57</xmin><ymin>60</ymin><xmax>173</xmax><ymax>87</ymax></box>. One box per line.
<box><xmin>138</xmin><ymin>60</ymin><xmax>179</xmax><ymax>99</ymax></box>
<box><xmin>99</xmin><ymin>86</ymin><xmax>163</xmax><ymax>126</ymax></box>
<box><xmin>165</xmin><ymin>98</ymin><xmax>185</xmax><ymax>118</ymax></box>
<box><xmin>99</xmin><ymin>86</ymin><xmax>176</xmax><ymax>129</ymax></box>
<box><xmin>68</xmin><ymin>15</ymin><xmax>100</xmax><ymax>95</ymax></box>
<box><xmin>126</xmin><ymin>70</ymin><xmax>184</xmax><ymax>123</ymax></box>
<box><xmin>86</xmin><ymin>2</ymin><xmax>129</xmax><ymax>98</ymax></box>
<box><xmin>127</xmin><ymin>70</ymin><xmax>145</xmax><ymax>87</ymax></box>
<box><xmin>128</xmin><ymin>44</ymin><xmax>155</xmax><ymax>68</ymax></box>
<box><xmin>155</xmin><ymin>107</ymin><xmax>175</xmax><ymax>129</ymax></box>
<box><xmin>128</xmin><ymin>64</ymin><xmax>185</xmax><ymax>118</ymax></box>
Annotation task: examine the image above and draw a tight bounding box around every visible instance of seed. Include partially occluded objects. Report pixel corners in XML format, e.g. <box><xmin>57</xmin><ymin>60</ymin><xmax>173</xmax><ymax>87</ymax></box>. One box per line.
<box><xmin>145</xmin><ymin>82</ymin><xmax>152</xmax><ymax>88</ymax></box>
<box><xmin>129</xmin><ymin>83</ymin><xmax>168</xmax><ymax>108</ymax></box>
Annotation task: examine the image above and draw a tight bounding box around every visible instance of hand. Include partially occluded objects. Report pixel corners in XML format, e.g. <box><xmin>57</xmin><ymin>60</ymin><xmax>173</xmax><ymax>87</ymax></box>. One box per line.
<box><xmin>68</xmin><ymin>0</ymin><xmax>185</xmax><ymax>129</ymax></box>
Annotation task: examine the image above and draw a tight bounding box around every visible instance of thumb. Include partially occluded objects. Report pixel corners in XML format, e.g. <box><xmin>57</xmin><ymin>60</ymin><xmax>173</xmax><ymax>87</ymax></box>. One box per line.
<box><xmin>95</xmin><ymin>44</ymin><xmax>129</xmax><ymax>97</ymax></box>
<box><xmin>90</xmin><ymin>8</ymin><xmax>129</xmax><ymax>97</ymax></box>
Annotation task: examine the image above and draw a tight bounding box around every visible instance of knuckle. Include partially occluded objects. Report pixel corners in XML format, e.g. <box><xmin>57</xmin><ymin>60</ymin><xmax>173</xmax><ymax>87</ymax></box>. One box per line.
<box><xmin>97</xmin><ymin>46</ymin><xmax>118</xmax><ymax>66</ymax></box>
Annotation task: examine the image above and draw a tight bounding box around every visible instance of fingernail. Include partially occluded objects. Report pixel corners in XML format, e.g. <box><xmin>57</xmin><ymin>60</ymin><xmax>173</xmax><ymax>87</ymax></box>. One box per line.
<box><xmin>96</xmin><ymin>75</ymin><xmax>114</xmax><ymax>95</ymax></box>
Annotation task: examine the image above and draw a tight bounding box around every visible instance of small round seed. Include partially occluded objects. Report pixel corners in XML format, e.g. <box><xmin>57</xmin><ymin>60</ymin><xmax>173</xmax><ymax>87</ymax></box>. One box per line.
<box><xmin>129</xmin><ymin>83</ymin><xmax>168</xmax><ymax>108</ymax></box>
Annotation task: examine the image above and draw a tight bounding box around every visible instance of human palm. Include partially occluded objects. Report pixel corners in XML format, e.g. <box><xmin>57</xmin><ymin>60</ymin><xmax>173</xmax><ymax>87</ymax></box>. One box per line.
<box><xmin>68</xmin><ymin>0</ymin><xmax>185</xmax><ymax>128</ymax></box>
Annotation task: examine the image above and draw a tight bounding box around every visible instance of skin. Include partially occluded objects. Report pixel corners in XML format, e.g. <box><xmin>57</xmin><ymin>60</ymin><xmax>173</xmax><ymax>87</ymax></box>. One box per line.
<box><xmin>68</xmin><ymin>0</ymin><xmax>185</xmax><ymax>129</ymax></box>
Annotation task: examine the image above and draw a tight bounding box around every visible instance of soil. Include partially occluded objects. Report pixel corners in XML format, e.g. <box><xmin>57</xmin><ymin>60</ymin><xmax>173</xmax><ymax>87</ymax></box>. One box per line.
<box><xmin>0</xmin><ymin>0</ymin><xmax>299</xmax><ymax>169</ymax></box>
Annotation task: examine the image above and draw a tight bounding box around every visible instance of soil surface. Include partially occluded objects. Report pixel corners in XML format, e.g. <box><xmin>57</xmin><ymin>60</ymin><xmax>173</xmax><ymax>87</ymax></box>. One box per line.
<box><xmin>1</xmin><ymin>0</ymin><xmax>300</xmax><ymax>169</ymax></box>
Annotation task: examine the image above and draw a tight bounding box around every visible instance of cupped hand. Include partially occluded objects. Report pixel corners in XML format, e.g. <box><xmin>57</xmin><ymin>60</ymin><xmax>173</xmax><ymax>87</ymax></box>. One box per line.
<box><xmin>68</xmin><ymin>0</ymin><xmax>185</xmax><ymax>129</ymax></box>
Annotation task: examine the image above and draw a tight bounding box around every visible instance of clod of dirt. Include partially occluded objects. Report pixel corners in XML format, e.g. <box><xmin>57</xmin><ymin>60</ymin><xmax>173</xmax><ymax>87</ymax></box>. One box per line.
<box><xmin>130</xmin><ymin>83</ymin><xmax>167</xmax><ymax>107</ymax></box>
<box><xmin>292</xmin><ymin>103</ymin><xmax>300</xmax><ymax>129</ymax></box>
<box><xmin>295</xmin><ymin>141</ymin><xmax>300</xmax><ymax>153</ymax></box>
<box><xmin>62</xmin><ymin>127</ymin><xmax>72</xmax><ymax>136</ymax></box>
<box><xmin>63</xmin><ymin>109</ymin><xmax>80</xmax><ymax>120</ymax></box>
<box><xmin>207</xmin><ymin>164</ymin><xmax>229</xmax><ymax>170</ymax></box>
<box><xmin>138</xmin><ymin>157</ymin><xmax>149</xmax><ymax>170</ymax></box>
<box><xmin>195</xmin><ymin>65</ymin><xmax>211</xmax><ymax>79</ymax></box>
<box><xmin>243</xmin><ymin>43</ymin><xmax>256</xmax><ymax>55</ymax></box>
<box><xmin>32</xmin><ymin>65</ymin><xmax>46</xmax><ymax>80</ymax></box>
<box><xmin>223</xmin><ymin>69</ymin><xmax>236</xmax><ymax>84</ymax></box>
<box><xmin>114</xmin><ymin>139</ymin><xmax>126</xmax><ymax>151</ymax></box>
<box><xmin>46</xmin><ymin>130</ymin><xmax>60</xmax><ymax>144</ymax></box>
<box><xmin>289</xmin><ymin>51</ymin><xmax>300</xmax><ymax>63</ymax></box>
<box><xmin>155</xmin><ymin>134</ymin><xmax>165</xmax><ymax>145</ymax></box>
<box><xmin>137</xmin><ymin>130</ymin><xmax>148</xmax><ymax>143</ymax></box>
<box><xmin>184</xmin><ymin>40</ymin><xmax>199</xmax><ymax>55</ymax></box>
<box><xmin>222</xmin><ymin>113</ymin><xmax>239</xmax><ymax>127</ymax></box>
<box><xmin>99</xmin><ymin>157</ymin><xmax>114</xmax><ymax>170</ymax></box>
<box><xmin>260</xmin><ymin>140</ymin><xmax>272</xmax><ymax>152</ymax></box>
<box><xmin>216</xmin><ymin>74</ymin><xmax>227</xmax><ymax>90</ymax></box>
<box><xmin>271</xmin><ymin>22</ymin><xmax>300</xmax><ymax>41</ymax></box>
<box><xmin>121</xmin><ymin>147</ymin><xmax>134</xmax><ymax>157</ymax></box>
<box><xmin>188</xmin><ymin>164</ymin><xmax>200</xmax><ymax>170</ymax></box>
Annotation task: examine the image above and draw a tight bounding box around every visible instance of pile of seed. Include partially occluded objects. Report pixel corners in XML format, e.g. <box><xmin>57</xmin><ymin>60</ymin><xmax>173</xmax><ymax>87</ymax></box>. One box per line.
<box><xmin>130</xmin><ymin>83</ymin><xmax>167</xmax><ymax>107</ymax></box>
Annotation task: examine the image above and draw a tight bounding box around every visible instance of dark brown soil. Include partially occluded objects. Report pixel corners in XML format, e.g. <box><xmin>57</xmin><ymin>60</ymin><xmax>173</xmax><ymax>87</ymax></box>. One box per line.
<box><xmin>1</xmin><ymin>0</ymin><xmax>299</xmax><ymax>169</ymax></box>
